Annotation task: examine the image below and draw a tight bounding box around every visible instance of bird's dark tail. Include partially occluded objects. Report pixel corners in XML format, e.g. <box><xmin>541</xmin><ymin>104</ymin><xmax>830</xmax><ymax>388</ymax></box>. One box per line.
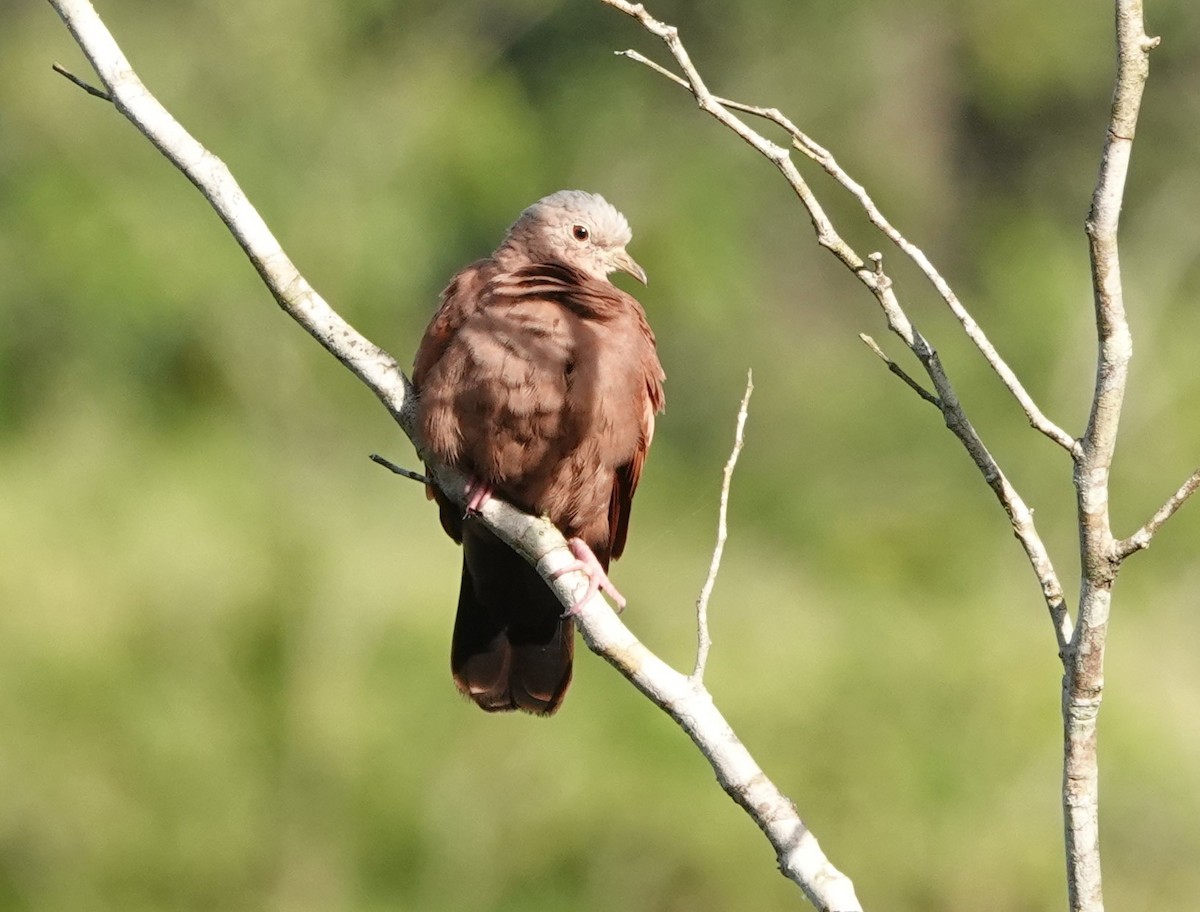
<box><xmin>450</xmin><ymin>525</ymin><xmax>574</xmax><ymax>715</ymax></box>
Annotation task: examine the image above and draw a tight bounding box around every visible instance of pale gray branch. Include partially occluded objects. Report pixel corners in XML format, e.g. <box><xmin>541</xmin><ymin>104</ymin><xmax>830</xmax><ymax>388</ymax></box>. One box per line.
<box><xmin>1063</xmin><ymin>4</ymin><xmax>1159</xmax><ymax>911</ymax></box>
<box><xmin>462</xmin><ymin>395</ymin><xmax>861</xmax><ymax>912</ymax></box>
<box><xmin>692</xmin><ymin>370</ymin><xmax>753</xmax><ymax>682</ymax></box>
<box><xmin>50</xmin><ymin>0</ymin><xmax>415</xmax><ymax>435</ymax></box>
<box><xmin>859</xmin><ymin>333</ymin><xmax>941</xmax><ymax>407</ymax></box>
<box><xmin>1115</xmin><ymin>466</ymin><xmax>1200</xmax><ymax>559</ymax></box>
<box><xmin>602</xmin><ymin>0</ymin><xmax>1073</xmax><ymax>654</ymax></box>
<box><xmin>608</xmin><ymin>4</ymin><xmax>1173</xmax><ymax>912</ymax></box>
<box><xmin>52</xmin><ymin>61</ymin><xmax>111</xmax><ymax>100</ymax></box>
<box><xmin>614</xmin><ymin>24</ymin><xmax>1079</xmax><ymax>459</ymax></box>
<box><xmin>47</xmin><ymin>2</ymin><xmax>860</xmax><ymax>909</ymax></box>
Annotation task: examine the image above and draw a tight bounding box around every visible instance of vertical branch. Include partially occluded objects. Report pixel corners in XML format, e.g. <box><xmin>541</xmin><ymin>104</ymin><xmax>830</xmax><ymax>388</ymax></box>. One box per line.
<box><xmin>1065</xmin><ymin>3</ymin><xmax>1159</xmax><ymax>911</ymax></box>
<box><xmin>692</xmin><ymin>371</ymin><xmax>753</xmax><ymax>682</ymax></box>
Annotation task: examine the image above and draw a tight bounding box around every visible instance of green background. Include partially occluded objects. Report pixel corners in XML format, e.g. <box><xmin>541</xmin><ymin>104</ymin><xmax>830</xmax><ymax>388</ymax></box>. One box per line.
<box><xmin>2</xmin><ymin>1</ymin><xmax>1199</xmax><ymax>909</ymax></box>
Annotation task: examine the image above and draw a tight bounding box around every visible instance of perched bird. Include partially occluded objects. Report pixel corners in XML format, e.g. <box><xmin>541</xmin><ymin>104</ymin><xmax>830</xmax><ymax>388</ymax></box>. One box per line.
<box><xmin>413</xmin><ymin>190</ymin><xmax>665</xmax><ymax>716</ymax></box>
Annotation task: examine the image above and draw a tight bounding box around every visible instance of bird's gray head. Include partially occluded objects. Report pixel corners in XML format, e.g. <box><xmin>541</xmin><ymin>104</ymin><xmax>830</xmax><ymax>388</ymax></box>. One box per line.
<box><xmin>500</xmin><ymin>190</ymin><xmax>647</xmax><ymax>285</ymax></box>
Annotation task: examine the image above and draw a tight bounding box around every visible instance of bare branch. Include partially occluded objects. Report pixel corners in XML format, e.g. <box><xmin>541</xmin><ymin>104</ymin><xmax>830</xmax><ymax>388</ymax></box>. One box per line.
<box><xmin>47</xmin><ymin>2</ymin><xmax>862</xmax><ymax>908</ymax></box>
<box><xmin>916</xmin><ymin>333</ymin><xmax>1074</xmax><ymax>652</ymax></box>
<box><xmin>369</xmin><ymin>454</ymin><xmax>429</xmax><ymax>485</ymax></box>
<box><xmin>49</xmin><ymin>0</ymin><xmax>416</xmax><ymax>438</ymax></box>
<box><xmin>52</xmin><ymin>62</ymin><xmax>111</xmax><ymax>100</ymax></box>
<box><xmin>609</xmin><ymin>6</ymin><xmax>1080</xmax><ymax>458</ymax></box>
<box><xmin>692</xmin><ymin>371</ymin><xmax>753</xmax><ymax>682</ymax></box>
<box><xmin>1114</xmin><ymin>466</ymin><xmax>1200</xmax><ymax>559</ymax></box>
<box><xmin>799</xmin><ymin>144</ymin><xmax>1080</xmax><ymax>457</ymax></box>
<box><xmin>859</xmin><ymin>334</ymin><xmax>940</xmax><ymax>407</ymax></box>
<box><xmin>602</xmin><ymin>0</ymin><xmax>1074</xmax><ymax>653</ymax></box>
<box><xmin>1063</xmin><ymin>4</ymin><xmax>1159</xmax><ymax>911</ymax></box>
<box><xmin>451</xmin><ymin>390</ymin><xmax>861</xmax><ymax>912</ymax></box>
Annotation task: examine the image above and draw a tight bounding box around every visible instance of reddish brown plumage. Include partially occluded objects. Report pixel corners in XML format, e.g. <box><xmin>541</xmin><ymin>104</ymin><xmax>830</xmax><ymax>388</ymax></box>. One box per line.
<box><xmin>412</xmin><ymin>191</ymin><xmax>665</xmax><ymax>715</ymax></box>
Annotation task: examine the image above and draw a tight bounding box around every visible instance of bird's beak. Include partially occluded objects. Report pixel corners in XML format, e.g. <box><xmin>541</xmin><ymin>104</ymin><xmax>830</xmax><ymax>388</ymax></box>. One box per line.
<box><xmin>611</xmin><ymin>249</ymin><xmax>648</xmax><ymax>285</ymax></box>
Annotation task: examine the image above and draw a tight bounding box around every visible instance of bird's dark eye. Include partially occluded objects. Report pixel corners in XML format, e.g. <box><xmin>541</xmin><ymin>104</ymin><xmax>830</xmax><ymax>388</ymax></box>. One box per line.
<box><xmin>571</xmin><ymin>224</ymin><xmax>590</xmax><ymax>242</ymax></box>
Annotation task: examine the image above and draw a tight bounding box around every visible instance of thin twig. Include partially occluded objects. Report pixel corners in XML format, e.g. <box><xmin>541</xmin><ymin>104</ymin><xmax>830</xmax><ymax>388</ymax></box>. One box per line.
<box><xmin>370</xmin><ymin>453</ymin><xmax>429</xmax><ymax>484</ymax></box>
<box><xmin>859</xmin><ymin>334</ymin><xmax>941</xmax><ymax>407</ymax></box>
<box><xmin>692</xmin><ymin>370</ymin><xmax>753</xmax><ymax>682</ymax></box>
<box><xmin>603</xmin><ymin>0</ymin><xmax>1073</xmax><ymax>654</ymax></box>
<box><xmin>614</xmin><ymin>29</ymin><xmax>1079</xmax><ymax>458</ymax></box>
<box><xmin>1115</xmin><ymin>465</ymin><xmax>1200</xmax><ymax>558</ymax></box>
<box><xmin>52</xmin><ymin>61</ymin><xmax>112</xmax><ymax>100</ymax></box>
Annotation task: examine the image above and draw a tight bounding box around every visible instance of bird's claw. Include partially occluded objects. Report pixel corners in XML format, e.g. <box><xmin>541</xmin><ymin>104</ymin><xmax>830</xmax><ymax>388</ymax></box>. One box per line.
<box><xmin>552</xmin><ymin>538</ymin><xmax>627</xmax><ymax>615</ymax></box>
<box><xmin>463</xmin><ymin>477</ymin><xmax>494</xmax><ymax>517</ymax></box>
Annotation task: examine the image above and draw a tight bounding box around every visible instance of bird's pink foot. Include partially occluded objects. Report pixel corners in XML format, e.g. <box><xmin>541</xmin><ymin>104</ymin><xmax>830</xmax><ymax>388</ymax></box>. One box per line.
<box><xmin>464</xmin><ymin>477</ymin><xmax>494</xmax><ymax>516</ymax></box>
<box><xmin>551</xmin><ymin>538</ymin><xmax>627</xmax><ymax>614</ymax></box>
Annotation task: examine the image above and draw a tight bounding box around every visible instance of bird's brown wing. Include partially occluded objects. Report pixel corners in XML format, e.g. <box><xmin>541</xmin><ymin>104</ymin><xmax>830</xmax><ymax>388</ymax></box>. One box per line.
<box><xmin>414</xmin><ymin>264</ymin><xmax>582</xmax><ymax>715</ymax></box>
<box><xmin>412</xmin><ymin>261</ymin><xmax>496</xmax><ymax>544</ymax></box>
<box><xmin>412</xmin><ymin>262</ymin><xmax>663</xmax><ymax>715</ymax></box>
<box><xmin>418</xmin><ymin>265</ymin><xmax>583</xmax><ymax>499</ymax></box>
<box><xmin>609</xmin><ymin>367</ymin><xmax>664</xmax><ymax>560</ymax></box>
<box><xmin>534</xmin><ymin>270</ymin><xmax>665</xmax><ymax>562</ymax></box>
<box><xmin>412</xmin><ymin>260</ymin><xmax>493</xmax><ymax>388</ymax></box>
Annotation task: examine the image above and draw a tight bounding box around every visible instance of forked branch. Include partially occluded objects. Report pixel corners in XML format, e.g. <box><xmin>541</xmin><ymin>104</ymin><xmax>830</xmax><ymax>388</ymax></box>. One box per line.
<box><xmin>1062</xmin><ymin>6</ymin><xmax>1159</xmax><ymax>909</ymax></box>
<box><xmin>601</xmin><ymin>0</ymin><xmax>1074</xmax><ymax>652</ymax></box>
<box><xmin>609</xmin><ymin>7</ymin><xmax>1079</xmax><ymax>459</ymax></box>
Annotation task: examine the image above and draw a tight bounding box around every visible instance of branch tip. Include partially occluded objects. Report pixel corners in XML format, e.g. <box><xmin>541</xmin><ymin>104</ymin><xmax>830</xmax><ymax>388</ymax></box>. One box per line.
<box><xmin>1115</xmin><ymin>466</ymin><xmax>1200</xmax><ymax>560</ymax></box>
<box><xmin>692</xmin><ymin>370</ymin><xmax>753</xmax><ymax>682</ymax></box>
<box><xmin>860</xmin><ymin>334</ymin><xmax>941</xmax><ymax>408</ymax></box>
<box><xmin>52</xmin><ymin>62</ymin><xmax>112</xmax><ymax>101</ymax></box>
<box><xmin>604</xmin><ymin>0</ymin><xmax>1074</xmax><ymax>458</ymax></box>
<box><xmin>369</xmin><ymin>453</ymin><xmax>429</xmax><ymax>484</ymax></box>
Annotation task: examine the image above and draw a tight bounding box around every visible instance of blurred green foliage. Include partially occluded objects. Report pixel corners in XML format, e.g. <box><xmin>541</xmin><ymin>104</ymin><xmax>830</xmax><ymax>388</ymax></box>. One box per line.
<box><xmin>2</xmin><ymin>1</ymin><xmax>1199</xmax><ymax>910</ymax></box>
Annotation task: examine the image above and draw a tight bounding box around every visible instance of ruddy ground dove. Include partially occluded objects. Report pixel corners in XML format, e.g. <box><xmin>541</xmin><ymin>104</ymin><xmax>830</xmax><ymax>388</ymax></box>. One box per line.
<box><xmin>413</xmin><ymin>190</ymin><xmax>665</xmax><ymax>715</ymax></box>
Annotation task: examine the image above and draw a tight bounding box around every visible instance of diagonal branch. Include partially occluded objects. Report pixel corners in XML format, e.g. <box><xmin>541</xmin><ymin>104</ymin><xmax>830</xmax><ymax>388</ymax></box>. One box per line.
<box><xmin>613</xmin><ymin>36</ymin><xmax>1079</xmax><ymax>458</ymax></box>
<box><xmin>52</xmin><ymin>61</ymin><xmax>111</xmax><ymax>100</ymax></box>
<box><xmin>859</xmin><ymin>333</ymin><xmax>941</xmax><ymax>407</ymax></box>
<box><xmin>51</xmin><ymin>0</ymin><xmax>415</xmax><ymax>433</ymax></box>
<box><xmin>1114</xmin><ymin>466</ymin><xmax>1200</xmax><ymax>559</ymax></box>
<box><xmin>602</xmin><ymin>0</ymin><xmax>1073</xmax><ymax>652</ymax></box>
<box><xmin>467</xmin><ymin>382</ymin><xmax>859</xmax><ymax>912</ymax></box>
<box><xmin>47</xmin><ymin>1</ymin><xmax>862</xmax><ymax>908</ymax></box>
